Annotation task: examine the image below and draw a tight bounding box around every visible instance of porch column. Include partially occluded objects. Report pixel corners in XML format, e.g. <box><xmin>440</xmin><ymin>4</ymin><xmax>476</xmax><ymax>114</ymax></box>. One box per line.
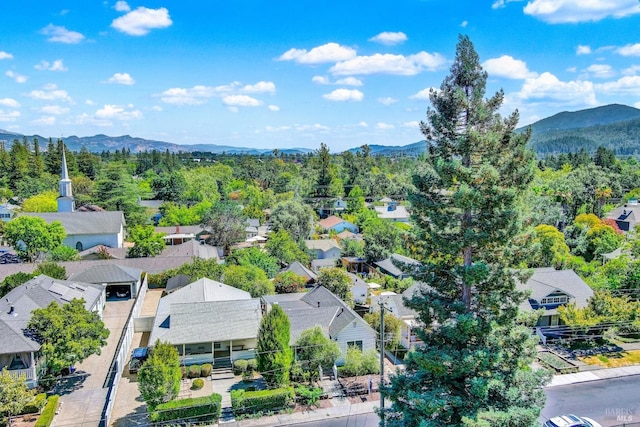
<box><xmin>212</xmin><ymin>341</ymin><xmax>215</xmax><ymax>366</ymax></box>
<box><xmin>182</xmin><ymin>344</ymin><xmax>185</xmax><ymax>365</ymax></box>
<box><xmin>30</xmin><ymin>352</ymin><xmax>36</xmax><ymax>380</ymax></box>
<box><xmin>230</xmin><ymin>340</ymin><xmax>233</xmax><ymax>363</ymax></box>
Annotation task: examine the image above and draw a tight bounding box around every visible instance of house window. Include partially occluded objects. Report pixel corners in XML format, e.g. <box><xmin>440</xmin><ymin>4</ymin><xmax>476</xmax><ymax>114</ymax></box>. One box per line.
<box><xmin>76</xmin><ymin>242</ymin><xmax>83</xmax><ymax>251</ymax></box>
<box><xmin>540</xmin><ymin>295</ymin><xmax>568</xmax><ymax>305</ymax></box>
<box><xmin>347</xmin><ymin>340</ymin><xmax>363</xmax><ymax>351</ymax></box>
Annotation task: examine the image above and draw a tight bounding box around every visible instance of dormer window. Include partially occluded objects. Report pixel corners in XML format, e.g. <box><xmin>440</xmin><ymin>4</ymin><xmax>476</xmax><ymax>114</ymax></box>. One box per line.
<box><xmin>540</xmin><ymin>295</ymin><xmax>568</xmax><ymax>305</ymax></box>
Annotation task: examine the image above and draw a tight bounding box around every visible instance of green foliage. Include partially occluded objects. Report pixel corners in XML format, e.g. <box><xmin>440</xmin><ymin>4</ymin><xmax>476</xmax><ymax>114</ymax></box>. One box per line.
<box><xmin>201</xmin><ymin>201</ymin><xmax>246</xmax><ymax>253</ymax></box>
<box><xmin>270</xmin><ymin>200</ymin><xmax>314</xmax><ymax>243</ymax></box>
<box><xmin>226</xmin><ymin>247</ymin><xmax>280</xmax><ymax>278</ymax></box>
<box><xmin>48</xmin><ymin>245</ymin><xmax>79</xmax><ymax>262</ymax></box>
<box><xmin>293</xmin><ymin>326</ymin><xmax>340</xmax><ymax>382</ymax></box>
<box><xmin>4</xmin><ymin>216</ymin><xmax>66</xmax><ymax>262</ymax></box>
<box><xmin>137</xmin><ymin>340</ymin><xmax>182</xmax><ymax>409</ymax></box>
<box><xmin>339</xmin><ymin>346</ymin><xmax>380</xmax><ymax>377</ymax></box>
<box><xmin>364</xmin><ymin>311</ymin><xmax>402</xmax><ymax>350</ymax></box>
<box><xmin>33</xmin><ymin>394</ymin><xmax>58</xmax><ymax>427</ymax></box>
<box><xmin>223</xmin><ymin>264</ymin><xmax>274</xmax><ymax>297</ymax></box>
<box><xmin>127</xmin><ymin>225</ymin><xmax>166</xmax><ymax>258</ymax></box>
<box><xmin>22</xmin><ymin>191</ymin><xmax>58</xmax><ymax>213</ymax></box>
<box><xmin>149</xmin><ymin>393</ymin><xmax>222</xmax><ymax>423</ymax></box>
<box><xmin>362</xmin><ymin>217</ymin><xmax>400</xmax><ymax>262</ymax></box>
<box><xmin>230</xmin><ymin>387</ymin><xmax>294</xmax><ymax>416</ymax></box>
<box><xmin>0</xmin><ymin>369</ymin><xmax>36</xmax><ymax>418</ymax></box>
<box><xmin>233</xmin><ymin>359</ymin><xmax>248</xmax><ymax>376</ymax></box>
<box><xmin>188</xmin><ymin>364</ymin><xmax>201</xmax><ymax>378</ymax></box>
<box><xmin>191</xmin><ymin>378</ymin><xmax>204</xmax><ymax>390</ymax></box>
<box><xmin>462</xmin><ymin>407</ymin><xmax>540</xmax><ymax>427</ymax></box>
<box><xmin>22</xmin><ymin>393</ymin><xmax>47</xmax><ymax>415</ymax></box>
<box><xmin>341</xmin><ymin>238</ymin><xmax>364</xmax><ymax>257</ymax></box>
<box><xmin>0</xmin><ymin>272</ymin><xmax>36</xmax><ymax>298</ymax></box>
<box><xmin>527</xmin><ymin>224</ymin><xmax>571</xmax><ymax>268</ymax></box>
<box><xmin>158</xmin><ymin>200</ymin><xmax>212</xmax><ymax>226</ymax></box>
<box><xmin>273</xmin><ymin>271</ymin><xmax>307</xmax><ymax>294</ymax></box>
<box><xmin>265</xmin><ymin>229</ymin><xmax>310</xmax><ymax>264</ymax></box>
<box><xmin>27</xmin><ymin>299</ymin><xmax>110</xmax><ymax>375</ymax></box>
<box><xmin>34</xmin><ymin>262</ymin><xmax>67</xmax><ymax>280</ymax></box>
<box><xmin>316</xmin><ymin>267</ymin><xmax>353</xmax><ymax>304</ymax></box>
<box><xmin>256</xmin><ymin>305</ymin><xmax>293</xmax><ymax>387</ymax></box>
<box><xmin>200</xmin><ymin>364</ymin><xmax>212</xmax><ymax>377</ymax></box>
<box><xmin>92</xmin><ymin>163</ymin><xmax>146</xmax><ymax>225</ymax></box>
<box><xmin>295</xmin><ymin>385</ymin><xmax>323</xmax><ymax>407</ymax></box>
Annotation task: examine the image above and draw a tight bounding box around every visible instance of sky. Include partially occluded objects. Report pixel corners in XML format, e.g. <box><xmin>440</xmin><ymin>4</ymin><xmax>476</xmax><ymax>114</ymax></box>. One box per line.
<box><xmin>1</xmin><ymin>0</ymin><xmax>640</xmax><ymax>152</ymax></box>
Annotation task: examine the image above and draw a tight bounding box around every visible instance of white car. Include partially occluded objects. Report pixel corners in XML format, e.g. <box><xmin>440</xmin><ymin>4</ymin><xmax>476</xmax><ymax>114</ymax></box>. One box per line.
<box><xmin>543</xmin><ymin>414</ymin><xmax>602</xmax><ymax>427</ymax></box>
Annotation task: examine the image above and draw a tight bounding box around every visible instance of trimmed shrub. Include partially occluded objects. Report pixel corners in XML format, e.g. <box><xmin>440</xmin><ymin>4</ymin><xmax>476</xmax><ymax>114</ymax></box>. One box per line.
<box><xmin>246</xmin><ymin>359</ymin><xmax>257</xmax><ymax>373</ymax></box>
<box><xmin>295</xmin><ymin>385</ymin><xmax>323</xmax><ymax>407</ymax></box>
<box><xmin>191</xmin><ymin>378</ymin><xmax>204</xmax><ymax>390</ymax></box>
<box><xmin>22</xmin><ymin>393</ymin><xmax>47</xmax><ymax>414</ymax></box>
<box><xmin>34</xmin><ymin>395</ymin><xmax>59</xmax><ymax>427</ymax></box>
<box><xmin>231</xmin><ymin>387</ymin><xmax>294</xmax><ymax>416</ymax></box>
<box><xmin>200</xmin><ymin>363</ymin><xmax>212</xmax><ymax>377</ymax></box>
<box><xmin>188</xmin><ymin>364</ymin><xmax>201</xmax><ymax>378</ymax></box>
<box><xmin>233</xmin><ymin>359</ymin><xmax>248</xmax><ymax>375</ymax></box>
<box><xmin>149</xmin><ymin>393</ymin><xmax>222</xmax><ymax>423</ymax></box>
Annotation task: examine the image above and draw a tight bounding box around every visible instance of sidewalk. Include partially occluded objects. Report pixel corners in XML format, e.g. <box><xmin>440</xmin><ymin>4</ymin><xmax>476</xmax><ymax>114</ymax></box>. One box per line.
<box><xmin>545</xmin><ymin>364</ymin><xmax>640</xmax><ymax>387</ymax></box>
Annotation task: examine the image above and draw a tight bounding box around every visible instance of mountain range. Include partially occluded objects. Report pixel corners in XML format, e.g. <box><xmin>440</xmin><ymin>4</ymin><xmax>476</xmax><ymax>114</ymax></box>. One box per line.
<box><xmin>2</xmin><ymin>103</ymin><xmax>640</xmax><ymax>156</ymax></box>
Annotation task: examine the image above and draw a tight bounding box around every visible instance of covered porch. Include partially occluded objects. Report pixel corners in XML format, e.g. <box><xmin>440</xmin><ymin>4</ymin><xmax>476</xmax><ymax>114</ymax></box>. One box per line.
<box><xmin>1</xmin><ymin>351</ymin><xmax>47</xmax><ymax>388</ymax></box>
<box><xmin>177</xmin><ymin>338</ymin><xmax>257</xmax><ymax>367</ymax></box>
<box><xmin>400</xmin><ymin>319</ymin><xmax>423</xmax><ymax>350</ymax></box>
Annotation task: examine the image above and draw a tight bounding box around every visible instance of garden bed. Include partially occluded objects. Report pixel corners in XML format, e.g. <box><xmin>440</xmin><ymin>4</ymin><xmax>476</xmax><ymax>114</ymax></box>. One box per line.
<box><xmin>537</xmin><ymin>351</ymin><xmax>579</xmax><ymax>374</ymax></box>
<box><xmin>580</xmin><ymin>350</ymin><xmax>640</xmax><ymax>368</ymax></box>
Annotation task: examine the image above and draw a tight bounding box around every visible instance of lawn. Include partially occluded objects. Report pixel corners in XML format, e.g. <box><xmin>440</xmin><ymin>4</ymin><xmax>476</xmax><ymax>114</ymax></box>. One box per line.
<box><xmin>580</xmin><ymin>350</ymin><xmax>640</xmax><ymax>368</ymax></box>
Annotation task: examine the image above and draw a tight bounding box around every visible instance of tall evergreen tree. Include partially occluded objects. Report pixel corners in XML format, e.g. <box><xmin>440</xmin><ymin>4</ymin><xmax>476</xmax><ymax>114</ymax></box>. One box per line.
<box><xmin>385</xmin><ymin>35</ymin><xmax>549</xmax><ymax>426</ymax></box>
<box><xmin>256</xmin><ymin>304</ymin><xmax>293</xmax><ymax>387</ymax></box>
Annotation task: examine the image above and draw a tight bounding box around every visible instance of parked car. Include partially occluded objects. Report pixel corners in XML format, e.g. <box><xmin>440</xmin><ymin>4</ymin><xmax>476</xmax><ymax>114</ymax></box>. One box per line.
<box><xmin>543</xmin><ymin>414</ymin><xmax>602</xmax><ymax>427</ymax></box>
<box><xmin>128</xmin><ymin>347</ymin><xmax>149</xmax><ymax>374</ymax></box>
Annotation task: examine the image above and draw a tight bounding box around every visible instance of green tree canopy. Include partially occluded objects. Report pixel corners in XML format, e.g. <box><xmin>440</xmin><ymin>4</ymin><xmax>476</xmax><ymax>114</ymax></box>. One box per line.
<box><xmin>226</xmin><ymin>247</ymin><xmax>280</xmax><ymax>279</ymax></box>
<box><xmin>127</xmin><ymin>225</ymin><xmax>166</xmax><ymax>258</ymax></box>
<box><xmin>316</xmin><ymin>267</ymin><xmax>353</xmax><ymax>305</ymax></box>
<box><xmin>270</xmin><ymin>200</ymin><xmax>314</xmax><ymax>243</ymax></box>
<box><xmin>264</xmin><ymin>229</ymin><xmax>310</xmax><ymax>265</ymax></box>
<box><xmin>0</xmin><ymin>368</ymin><xmax>36</xmax><ymax>418</ymax></box>
<box><xmin>273</xmin><ymin>271</ymin><xmax>307</xmax><ymax>294</ymax></box>
<box><xmin>256</xmin><ymin>305</ymin><xmax>293</xmax><ymax>387</ymax></box>
<box><xmin>22</xmin><ymin>191</ymin><xmax>58</xmax><ymax>213</ymax></box>
<box><xmin>4</xmin><ymin>216</ymin><xmax>66</xmax><ymax>262</ymax></box>
<box><xmin>137</xmin><ymin>340</ymin><xmax>182</xmax><ymax>410</ymax></box>
<box><xmin>294</xmin><ymin>326</ymin><xmax>340</xmax><ymax>378</ymax></box>
<box><xmin>201</xmin><ymin>201</ymin><xmax>246</xmax><ymax>254</ymax></box>
<box><xmin>222</xmin><ymin>264</ymin><xmax>274</xmax><ymax>297</ymax></box>
<box><xmin>26</xmin><ymin>298</ymin><xmax>110</xmax><ymax>375</ymax></box>
<box><xmin>362</xmin><ymin>217</ymin><xmax>400</xmax><ymax>262</ymax></box>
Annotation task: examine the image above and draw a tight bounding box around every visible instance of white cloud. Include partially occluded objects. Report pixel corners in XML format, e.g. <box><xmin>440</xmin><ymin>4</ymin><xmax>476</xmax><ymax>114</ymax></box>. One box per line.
<box><xmin>0</xmin><ymin>109</ymin><xmax>20</xmax><ymax>122</ymax></box>
<box><xmin>330</xmin><ymin>51</ymin><xmax>446</xmax><ymax>76</ymax></box>
<box><xmin>159</xmin><ymin>85</ymin><xmax>217</xmax><ymax>105</ymax></box>
<box><xmin>312</xmin><ymin>76</ymin><xmax>330</xmax><ymax>85</ymax></box>
<box><xmin>616</xmin><ymin>43</ymin><xmax>640</xmax><ymax>57</ymax></box>
<box><xmin>268</xmin><ymin>105</ymin><xmax>280</xmax><ymax>112</ymax></box>
<box><xmin>460</xmin><ymin>21</ymin><xmax>468</xmax><ymax>28</ymax></box>
<box><xmin>265</xmin><ymin>123</ymin><xmax>329</xmax><ymax>132</ymax></box>
<box><xmin>623</xmin><ymin>65</ymin><xmax>640</xmax><ymax>76</ymax></box>
<box><xmin>635</xmin><ymin>101</ymin><xmax>640</xmax><ymax>109</ymax></box>
<box><xmin>32</xmin><ymin>116</ymin><xmax>56</xmax><ymax>126</ymax></box>
<box><xmin>151</xmin><ymin>105</ymin><xmax>163</xmax><ymax>112</ymax></box>
<box><xmin>322</xmin><ymin>89</ymin><xmax>364</xmax><ymax>101</ymax></box>
<box><xmin>585</xmin><ymin>64</ymin><xmax>615</xmax><ymax>78</ymax></box>
<box><xmin>410</xmin><ymin>87</ymin><xmax>437</xmax><ymax>100</ymax></box>
<box><xmin>95</xmin><ymin>104</ymin><xmax>143</xmax><ymax>120</ymax></box>
<box><xmin>492</xmin><ymin>0</ymin><xmax>523</xmax><ymax>9</ymax></box>
<box><xmin>40</xmin><ymin>24</ymin><xmax>85</xmax><ymax>43</ymax></box>
<box><xmin>358</xmin><ymin>121</ymin><xmax>368</xmax><ymax>127</ymax></box>
<box><xmin>242</xmin><ymin>81</ymin><xmax>276</xmax><ymax>93</ymax></box>
<box><xmin>5</xmin><ymin>70</ymin><xmax>27</xmax><ymax>83</ymax></box>
<box><xmin>403</xmin><ymin>121</ymin><xmax>420</xmax><ymax>129</ymax></box>
<box><xmin>376</xmin><ymin>122</ymin><xmax>395</xmax><ymax>130</ymax></box>
<box><xmin>595</xmin><ymin>76</ymin><xmax>640</xmax><ymax>96</ymax></box>
<box><xmin>523</xmin><ymin>0</ymin><xmax>640</xmax><ymax>23</ymax></box>
<box><xmin>27</xmin><ymin>84</ymin><xmax>72</xmax><ymax>102</ymax></box>
<box><xmin>0</xmin><ymin>51</ymin><xmax>13</xmax><ymax>60</ymax></box>
<box><xmin>111</xmin><ymin>7</ymin><xmax>172</xmax><ymax>36</ymax></box>
<box><xmin>103</xmin><ymin>72</ymin><xmax>135</xmax><ymax>85</ymax></box>
<box><xmin>516</xmin><ymin>72</ymin><xmax>597</xmax><ymax>106</ymax></box>
<box><xmin>39</xmin><ymin>105</ymin><xmax>70</xmax><ymax>115</ymax></box>
<box><xmin>482</xmin><ymin>55</ymin><xmax>537</xmax><ymax>79</ymax></box>
<box><xmin>222</xmin><ymin>95</ymin><xmax>262</xmax><ymax>107</ymax></box>
<box><xmin>278</xmin><ymin>42</ymin><xmax>357</xmax><ymax>64</ymax></box>
<box><xmin>0</xmin><ymin>98</ymin><xmax>20</xmax><ymax>108</ymax></box>
<box><xmin>114</xmin><ymin>1</ymin><xmax>130</xmax><ymax>12</ymax></box>
<box><xmin>368</xmin><ymin>32</ymin><xmax>407</xmax><ymax>46</ymax></box>
<box><xmin>577</xmin><ymin>45</ymin><xmax>592</xmax><ymax>55</ymax></box>
<box><xmin>335</xmin><ymin>77</ymin><xmax>363</xmax><ymax>86</ymax></box>
<box><xmin>85</xmin><ymin>99</ymin><xmax>95</xmax><ymax>105</ymax></box>
<box><xmin>34</xmin><ymin>59</ymin><xmax>67</xmax><ymax>71</ymax></box>
<box><xmin>377</xmin><ymin>97</ymin><xmax>398</xmax><ymax>106</ymax></box>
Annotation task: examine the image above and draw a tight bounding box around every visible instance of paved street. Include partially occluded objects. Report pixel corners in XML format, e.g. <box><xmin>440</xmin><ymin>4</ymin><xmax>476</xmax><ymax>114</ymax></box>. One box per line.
<box><xmin>542</xmin><ymin>376</ymin><xmax>640</xmax><ymax>427</ymax></box>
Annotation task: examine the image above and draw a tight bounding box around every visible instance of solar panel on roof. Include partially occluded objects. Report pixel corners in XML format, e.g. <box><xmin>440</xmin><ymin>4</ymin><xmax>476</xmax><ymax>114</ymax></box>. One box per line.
<box><xmin>48</xmin><ymin>282</ymin><xmax>68</xmax><ymax>296</ymax></box>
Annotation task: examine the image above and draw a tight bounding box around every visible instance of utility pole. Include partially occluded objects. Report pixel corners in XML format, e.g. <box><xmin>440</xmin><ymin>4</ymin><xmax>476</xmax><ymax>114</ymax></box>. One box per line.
<box><xmin>380</xmin><ymin>299</ymin><xmax>384</xmax><ymax>418</ymax></box>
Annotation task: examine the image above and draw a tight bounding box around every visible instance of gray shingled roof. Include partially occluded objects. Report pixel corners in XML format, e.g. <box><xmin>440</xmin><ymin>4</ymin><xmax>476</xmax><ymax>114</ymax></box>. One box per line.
<box><xmin>305</xmin><ymin>239</ymin><xmax>341</xmax><ymax>252</ymax></box>
<box><xmin>21</xmin><ymin>211</ymin><xmax>125</xmax><ymax>235</ymax></box>
<box><xmin>166</xmin><ymin>274</ymin><xmax>192</xmax><ymax>294</ymax></box>
<box><xmin>284</xmin><ymin>262</ymin><xmax>317</xmax><ymax>282</ymax></box>
<box><xmin>374</xmin><ymin>253</ymin><xmax>421</xmax><ymax>278</ymax></box>
<box><xmin>159</xmin><ymin>240</ymin><xmax>220</xmax><ymax>260</ymax></box>
<box><xmin>517</xmin><ymin>268</ymin><xmax>594</xmax><ymax>312</ymax></box>
<box><xmin>69</xmin><ymin>264</ymin><xmax>142</xmax><ymax>284</ymax></box>
<box><xmin>0</xmin><ymin>275</ymin><xmax>103</xmax><ymax>354</ymax></box>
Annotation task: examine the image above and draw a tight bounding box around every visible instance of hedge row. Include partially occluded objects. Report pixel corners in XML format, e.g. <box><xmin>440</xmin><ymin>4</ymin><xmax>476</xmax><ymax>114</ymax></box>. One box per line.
<box><xmin>182</xmin><ymin>364</ymin><xmax>213</xmax><ymax>378</ymax></box>
<box><xmin>34</xmin><ymin>395</ymin><xmax>59</xmax><ymax>427</ymax></box>
<box><xmin>233</xmin><ymin>359</ymin><xmax>257</xmax><ymax>375</ymax></box>
<box><xmin>149</xmin><ymin>393</ymin><xmax>222</xmax><ymax>423</ymax></box>
<box><xmin>231</xmin><ymin>387</ymin><xmax>294</xmax><ymax>416</ymax></box>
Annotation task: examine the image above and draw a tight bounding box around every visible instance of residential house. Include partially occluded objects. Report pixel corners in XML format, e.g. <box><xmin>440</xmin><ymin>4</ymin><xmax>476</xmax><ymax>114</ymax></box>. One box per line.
<box><xmin>149</xmin><ymin>278</ymin><xmax>260</xmax><ymax>366</ymax></box>
<box><xmin>245</xmin><ymin>218</ymin><xmax>260</xmax><ymax>240</ymax></box>
<box><xmin>374</xmin><ymin>198</ymin><xmax>410</xmax><ymax>222</ymax></box>
<box><xmin>0</xmin><ymin>202</ymin><xmax>18</xmax><ymax>222</ymax></box>
<box><xmin>262</xmin><ymin>286</ymin><xmax>377</xmax><ymax>365</ymax></box>
<box><xmin>348</xmin><ymin>273</ymin><xmax>369</xmax><ymax>305</ymax></box>
<box><xmin>374</xmin><ymin>253</ymin><xmax>422</xmax><ymax>279</ymax></box>
<box><xmin>305</xmin><ymin>239</ymin><xmax>342</xmax><ymax>260</ymax></box>
<box><xmin>283</xmin><ymin>261</ymin><xmax>318</xmax><ymax>284</ymax></box>
<box><xmin>517</xmin><ymin>267</ymin><xmax>594</xmax><ymax>327</ymax></box>
<box><xmin>0</xmin><ymin>275</ymin><xmax>104</xmax><ymax>387</ymax></box>
<box><xmin>318</xmin><ymin>216</ymin><xmax>359</xmax><ymax>234</ymax></box>
<box><xmin>607</xmin><ymin>199</ymin><xmax>639</xmax><ymax>233</ymax></box>
<box><xmin>317</xmin><ymin>198</ymin><xmax>348</xmax><ymax>218</ymax></box>
<box><xmin>68</xmin><ymin>264</ymin><xmax>145</xmax><ymax>300</ymax></box>
<box><xmin>165</xmin><ymin>274</ymin><xmax>192</xmax><ymax>294</ymax></box>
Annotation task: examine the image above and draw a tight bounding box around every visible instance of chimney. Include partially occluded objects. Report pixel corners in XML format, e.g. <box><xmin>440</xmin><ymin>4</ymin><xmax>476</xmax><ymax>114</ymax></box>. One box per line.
<box><xmin>8</xmin><ymin>306</ymin><xmax>14</xmax><ymax>315</ymax></box>
<box><xmin>175</xmin><ymin>225</ymin><xmax>180</xmax><ymax>234</ymax></box>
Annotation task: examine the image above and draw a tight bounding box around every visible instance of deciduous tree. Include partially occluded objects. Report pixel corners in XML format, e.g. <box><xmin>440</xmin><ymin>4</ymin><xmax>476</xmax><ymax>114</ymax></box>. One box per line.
<box><xmin>316</xmin><ymin>267</ymin><xmax>353</xmax><ymax>305</ymax></box>
<box><xmin>127</xmin><ymin>225</ymin><xmax>166</xmax><ymax>258</ymax></box>
<box><xmin>4</xmin><ymin>216</ymin><xmax>66</xmax><ymax>262</ymax></box>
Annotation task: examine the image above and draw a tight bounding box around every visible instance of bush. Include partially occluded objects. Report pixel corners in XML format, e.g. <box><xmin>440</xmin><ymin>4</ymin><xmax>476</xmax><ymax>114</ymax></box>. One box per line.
<box><xmin>246</xmin><ymin>358</ymin><xmax>257</xmax><ymax>373</ymax></box>
<box><xmin>149</xmin><ymin>393</ymin><xmax>222</xmax><ymax>423</ymax></box>
<box><xmin>233</xmin><ymin>359</ymin><xmax>248</xmax><ymax>375</ymax></box>
<box><xmin>295</xmin><ymin>385</ymin><xmax>323</xmax><ymax>407</ymax></box>
<box><xmin>191</xmin><ymin>378</ymin><xmax>204</xmax><ymax>390</ymax></box>
<box><xmin>200</xmin><ymin>363</ymin><xmax>212</xmax><ymax>377</ymax></box>
<box><xmin>22</xmin><ymin>393</ymin><xmax>48</xmax><ymax>414</ymax></box>
<box><xmin>34</xmin><ymin>395</ymin><xmax>59</xmax><ymax>427</ymax></box>
<box><xmin>188</xmin><ymin>364</ymin><xmax>201</xmax><ymax>378</ymax></box>
<box><xmin>231</xmin><ymin>387</ymin><xmax>294</xmax><ymax>416</ymax></box>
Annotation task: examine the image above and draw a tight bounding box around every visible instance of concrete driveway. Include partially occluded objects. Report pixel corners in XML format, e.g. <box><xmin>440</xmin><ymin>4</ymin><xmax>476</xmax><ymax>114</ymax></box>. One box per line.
<box><xmin>53</xmin><ymin>298</ymin><xmax>134</xmax><ymax>427</ymax></box>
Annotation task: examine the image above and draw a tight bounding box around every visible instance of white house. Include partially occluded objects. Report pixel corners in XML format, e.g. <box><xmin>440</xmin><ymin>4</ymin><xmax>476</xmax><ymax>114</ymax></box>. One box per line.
<box><xmin>263</xmin><ymin>286</ymin><xmax>377</xmax><ymax>365</ymax></box>
<box><xmin>305</xmin><ymin>239</ymin><xmax>342</xmax><ymax>260</ymax></box>
<box><xmin>0</xmin><ymin>203</ymin><xmax>18</xmax><ymax>222</ymax></box>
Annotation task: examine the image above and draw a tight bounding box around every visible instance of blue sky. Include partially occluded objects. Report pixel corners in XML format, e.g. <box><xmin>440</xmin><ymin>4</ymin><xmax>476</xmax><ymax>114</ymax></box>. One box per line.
<box><xmin>1</xmin><ymin>0</ymin><xmax>640</xmax><ymax>152</ymax></box>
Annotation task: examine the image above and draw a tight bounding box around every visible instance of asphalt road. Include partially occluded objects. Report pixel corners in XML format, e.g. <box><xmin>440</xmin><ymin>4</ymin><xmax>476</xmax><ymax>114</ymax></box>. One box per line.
<box><xmin>286</xmin><ymin>376</ymin><xmax>640</xmax><ymax>427</ymax></box>
<box><xmin>542</xmin><ymin>376</ymin><xmax>640</xmax><ymax>427</ymax></box>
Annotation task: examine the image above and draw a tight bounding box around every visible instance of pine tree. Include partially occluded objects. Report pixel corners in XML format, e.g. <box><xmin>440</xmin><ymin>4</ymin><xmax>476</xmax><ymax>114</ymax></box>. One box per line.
<box><xmin>384</xmin><ymin>35</ymin><xmax>550</xmax><ymax>427</ymax></box>
<box><xmin>256</xmin><ymin>304</ymin><xmax>292</xmax><ymax>387</ymax></box>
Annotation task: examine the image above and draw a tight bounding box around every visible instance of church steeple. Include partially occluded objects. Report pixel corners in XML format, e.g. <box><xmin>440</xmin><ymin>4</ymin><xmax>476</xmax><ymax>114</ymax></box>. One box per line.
<box><xmin>57</xmin><ymin>146</ymin><xmax>74</xmax><ymax>212</ymax></box>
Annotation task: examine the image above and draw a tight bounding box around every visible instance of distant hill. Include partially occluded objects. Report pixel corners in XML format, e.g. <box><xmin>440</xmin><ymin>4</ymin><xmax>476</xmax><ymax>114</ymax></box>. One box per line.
<box><xmin>3</xmin><ymin>104</ymin><xmax>640</xmax><ymax>157</ymax></box>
